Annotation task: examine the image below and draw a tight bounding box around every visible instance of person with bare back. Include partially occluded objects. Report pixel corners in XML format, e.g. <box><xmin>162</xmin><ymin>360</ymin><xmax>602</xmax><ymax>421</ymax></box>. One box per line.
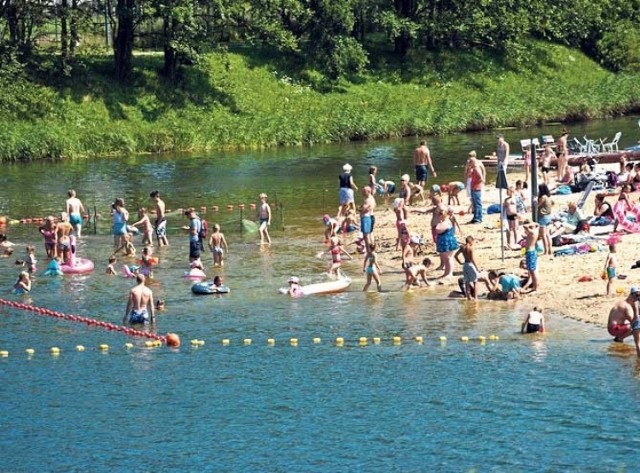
<box><xmin>123</xmin><ymin>274</ymin><xmax>156</xmax><ymax>325</ymax></box>
<box><xmin>150</xmin><ymin>190</ymin><xmax>169</xmax><ymax>247</ymax></box>
<box><xmin>65</xmin><ymin>189</ymin><xmax>85</xmax><ymax>237</ymax></box>
<box><xmin>413</xmin><ymin>140</ymin><xmax>437</xmax><ymax>188</ymax></box>
<box><xmin>208</xmin><ymin>224</ymin><xmax>229</xmax><ymax>267</ymax></box>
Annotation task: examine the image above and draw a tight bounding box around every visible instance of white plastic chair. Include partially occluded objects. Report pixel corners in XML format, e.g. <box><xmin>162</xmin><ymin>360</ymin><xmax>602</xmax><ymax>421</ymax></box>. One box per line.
<box><xmin>601</xmin><ymin>131</ymin><xmax>621</xmax><ymax>152</ymax></box>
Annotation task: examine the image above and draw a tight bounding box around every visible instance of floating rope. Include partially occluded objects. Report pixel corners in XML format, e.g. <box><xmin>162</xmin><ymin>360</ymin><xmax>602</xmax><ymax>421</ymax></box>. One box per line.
<box><xmin>0</xmin><ymin>298</ymin><xmax>180</xmax><ymax>346</ymax></box>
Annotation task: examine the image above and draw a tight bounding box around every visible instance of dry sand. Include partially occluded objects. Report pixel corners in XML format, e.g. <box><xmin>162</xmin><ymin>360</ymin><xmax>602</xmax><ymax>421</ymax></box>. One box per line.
<box><xmin>355</xmin><ymin>165</ymin><xmax>640</xmax><ymax>331</ymax></box>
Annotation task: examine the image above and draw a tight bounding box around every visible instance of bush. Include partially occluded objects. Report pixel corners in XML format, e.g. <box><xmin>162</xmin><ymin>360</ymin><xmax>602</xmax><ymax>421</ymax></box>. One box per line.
<box><xmin>597</xmin><ymin>21</ymin><xmax>640</xmax><ymax>72</ymax></box>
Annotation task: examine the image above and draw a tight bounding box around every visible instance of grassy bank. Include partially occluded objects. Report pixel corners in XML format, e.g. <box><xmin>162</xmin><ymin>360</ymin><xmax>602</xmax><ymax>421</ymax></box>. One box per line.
<box><xmin>0</xmin><ymin>41</ymin><xmax>639</xmax><ymax>161</ymax></box>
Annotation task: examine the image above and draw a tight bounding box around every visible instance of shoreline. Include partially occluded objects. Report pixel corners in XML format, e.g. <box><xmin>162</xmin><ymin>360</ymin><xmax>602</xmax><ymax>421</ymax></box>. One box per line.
<box><xmin>363</xmin><ymin>164</ymin><xmax>639</xmax><ymax>331</ymax></box>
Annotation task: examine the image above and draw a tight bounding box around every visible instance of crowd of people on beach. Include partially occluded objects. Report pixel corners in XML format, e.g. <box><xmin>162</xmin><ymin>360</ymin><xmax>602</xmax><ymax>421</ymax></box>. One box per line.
<box><xmin>4</xmin><ymin>130</ymin><xmax>640</xmax><ymax>353</ymax></box>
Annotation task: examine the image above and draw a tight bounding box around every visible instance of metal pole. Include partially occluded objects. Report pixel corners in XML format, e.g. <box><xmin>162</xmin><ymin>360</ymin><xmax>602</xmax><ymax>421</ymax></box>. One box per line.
<box><xmin>531</xmin><ymin>141</ymin><xmax>539</xmax><ymax>221</ymax></box>
<box><xmin>499</xmin><ymin>187</ymin><xmax>504</xmax><ymax>262</ymax></box>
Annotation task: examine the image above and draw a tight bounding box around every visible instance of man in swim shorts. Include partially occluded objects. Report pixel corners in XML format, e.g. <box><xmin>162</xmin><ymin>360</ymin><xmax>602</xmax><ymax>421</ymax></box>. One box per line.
<box><xmin>454</xmin><ymin>236</ymin><xmax>480</xmax><ymax>300</ymax></box>
<box><xmin>208</xmin><ymin>223</ymin><xmax>229</xmax><ymax>267</ymax></box>
<box><xmin>184</xmin><ymin>208</ymin><xmax>202</xmax><ymax>262</ymax></box>
<box><xmin>123</xmin><ymin>274</ymin><xmax>156</xmax><ymax>325</ymax></box>
<box><xmin>522</xmin><ymin>221</ymin><xmax>540</xmax><ymax>292</ymax></box>
<box><xmin>359</xmin><ymin>186</ymin><xmax>376</xmax><ymax>251</ymax></box>
<box><xmin>413</xmin><ymin>140</ymin><xmax>437</xmax><ymax>188</ymax></box>
<box><xmin>607</xmin><ymin>286</ymin><xmax>639</xmax><ymax>345</ymax></box>
<box><xmin>150</xmin><ymin>190</ymin><xmax>169</xmax><ymax>247</ymax></box>
<box><xmin>65</xmin><ymin>189</ymin><xmax>85</xmax><ymax>237</ymax></box>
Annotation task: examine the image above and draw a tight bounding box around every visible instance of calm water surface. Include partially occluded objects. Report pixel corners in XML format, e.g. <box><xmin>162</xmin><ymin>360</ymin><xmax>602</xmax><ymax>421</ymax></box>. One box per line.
<box><xmin>1</xmin><ymin>116</ymin><xmax>640</xmax><ymax>472</ymax></box>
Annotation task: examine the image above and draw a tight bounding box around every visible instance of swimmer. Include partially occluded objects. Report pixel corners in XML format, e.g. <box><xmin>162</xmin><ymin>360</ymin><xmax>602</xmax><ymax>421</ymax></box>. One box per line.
<box><xmin>521</xmin><ymin>307</ymin><xmax>545</xmax><ymax>334</ymax></box>
<box><xmin>327</xmin><ymin>236</ymin><xmax>352</xmax><ymax>278</ymax></box>
<box><xmin>149</xmin><ymin>190</ymin><xmax>169</xmax><ymax>247</ymax></box>
<box><xmin>155</xmin><ymin>299</ymin><xmax>166</xmax><ymax>311</ymax></box>
<box><xmin>285</xmin><ymin>276</ymin><xmax>303</xmax><ymax>296</ymax></box>
<box><xmin>0</xmin><ymin>233</ymin><xmax>15</xmax><ymax>256</ymax></box>
<box><xmin>106</xmin><ymin>255</ymin><xmax>117</xmax><ymax>275</ymax></box>
<box><xmin>258</xmin><ymin>193</ymin><xmax>271</xmax><ymax>244</ymax></box>
<box><xmin>65</xmin><ymin>189</ymin><xmax>85</xmax><ymax>237</ymax></box>
<box><xmin>43</xmin><ymin>256</ymin><xmax>63</xmax><ymax>276</ymax></box>
<box><xmin>362</xmin><ymin>243</ymin><xmax>382</xmax><ymax>292</ymax></box>
<box><xmin>123</xmin><ymin>274</ymin><xmax>156</xmax><ymax>325</ymax></box>
<box><xmin>38</xmin><ymin>216</ymin><xmax>57</xmax><ymax>259</ymax></box>
<box><xmin>13</xmin><ymin>271</ymin><xmax>31</xmax><ymax>294</ymax></box>
<box><xmin>208</xmin><ymin>224</ymin><xmax>229</xmax><ymax>267</ymax></box>
<box><xmin>56</xmin><ymin>212</ymin><xmax>74</xmax><ymax>264</ymax></box>
<box><xmin>131</xmin><ymin>208</ymin><xmax>154</xmax><ymax>245</ymax></box>
<box><xmin>112</xmin><ymin>233</ymin><xmax>136</xmax><ymax>257</ymax></box>
<box><xmin>607</xmin><ymin>286</ymin><xmax>639</xmax><ymax>345</ymax></box>
<box><xmin>185</xmin><ymin>258</ymin><xmax>206</xmax><ymax>279</ymax></box>
<box><xmin>25</xmin><ymin>245</ymin><xmax>37</xmax><ymax>273</ymax></box>
<box><xmin>403</xmin><ymin>258</ymin><xmax>433</xmax><ymax>289</ymax></box>
<box><xmin>139</xmin><ymin>246</ymin><xmax>154</xmax><ymax>278</ymax></box>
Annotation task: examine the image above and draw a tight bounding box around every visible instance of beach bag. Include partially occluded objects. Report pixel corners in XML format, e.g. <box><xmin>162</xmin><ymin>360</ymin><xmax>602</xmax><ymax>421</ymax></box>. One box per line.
<box><xmin>556</xmin><ymin>185</ymin><xmax>572</xmax><ymax>195</ymax></box>
<box><xmin>487</xmin><ymin>203</ymin><xmax>501</xmax><ymax>214</ymax></box>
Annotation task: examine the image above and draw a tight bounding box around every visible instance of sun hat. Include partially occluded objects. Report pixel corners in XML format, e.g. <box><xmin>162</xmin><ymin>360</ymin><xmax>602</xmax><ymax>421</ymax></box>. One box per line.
<box><xmin>343</xmin><ymin>163</ymin><xmax>352</xmax><ymax>172</ymax></box>
<box><xmin>401</xmin><ymin>174</ymin><xmax>410</xmax><ymax>182</ymax></box>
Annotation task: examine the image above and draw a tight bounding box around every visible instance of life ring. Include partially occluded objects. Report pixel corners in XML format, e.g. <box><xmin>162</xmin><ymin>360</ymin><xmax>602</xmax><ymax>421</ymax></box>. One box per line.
<box><xmin>613</xmin><ymin>201</ymin><xmax>640</xmax><ymax>233</ymax></box>
<box><xmin>191</xmin><ymin>282</ymin><xmax>230</xmax><ymax>295</ymax></box>
<box><xmin>60</xmin><ymin>258</ymin><xmax>94</xmax><ymax>274</ymax></box>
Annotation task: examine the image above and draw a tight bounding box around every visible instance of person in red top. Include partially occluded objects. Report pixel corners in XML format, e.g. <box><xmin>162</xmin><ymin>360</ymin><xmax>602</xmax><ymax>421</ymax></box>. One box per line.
<box><xmin>468</xmin><ymin>157</ymin><xmax>485</xmax><ymax>224</ymax></box>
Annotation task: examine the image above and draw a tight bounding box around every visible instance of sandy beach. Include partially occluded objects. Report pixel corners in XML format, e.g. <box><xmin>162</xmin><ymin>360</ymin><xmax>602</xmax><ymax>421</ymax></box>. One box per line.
<box><xmin>362</xmin><ymin>163</ymin><xmax>640</xmax><ymax>330</ymax></box>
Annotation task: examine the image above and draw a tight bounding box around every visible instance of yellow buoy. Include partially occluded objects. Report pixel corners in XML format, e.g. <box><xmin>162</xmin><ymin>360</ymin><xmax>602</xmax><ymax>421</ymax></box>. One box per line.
<box><xmin>244</xmin><ymin>339</ymin><xmax>252</xmax><ymax>345</ymax></box>
<box><xmin>99</xmin><ymin>344</ymin><xmax>109</xmax><ymax>351</ymax></box>
<box><xmin>190</xmin><ymin>339</ymin><xmax>200</xmax><ymax>346</ymax></box>
<box><xmin>222</xmin><ymin>339</ymin><xmax>230</xmax><ymax>346</ymax></box>
<box><xmin>75</xmin><ymin>345</ymin><xmax>85</xmax><ymax>352</ymax></box>
<box><xmin>124</xmin><ymin>342</ymin><xmax>134</xmax><ymax>349</ymax></box>
<box><xmin>25</xmin><ymin>348</ymin><xmax>35</xmax><ymax>355</ymax></box>
<box><xmin>336</xmin><ymin>337</ymin><xmax>344</xmax><ymax>346</ymax></box>
<box><xmin>373</xmin><ymin>337</ymin><xmax>381</xmax><ymax>344</ymax></box>
<box><xmin>290</xmin><ymin>338</ymin><xmax>298</xmax><ymax>346</ymax></box>
<box><xmin>477</xmin><ymin>336</ymin><xmax>486</xmax><ymax>342</ymax></box>
<box><xmin>489</xmin><ymin>335</ymin><xmax>500</xmax><ymax>341</ymax></box>
<box><xmin>0</xmin><ymin>350</ymin><xmax>9</xmax><ymax>357</ymax></box>
<box><xmin>267</xmin><ymin>338</ymin><xmax>275</xmax><ymax>346</ymax></box>
<box><xmin>145</xmin><ymin>341</ymin><xmax>155</xmax><ymax>348</ymax></box>
<box><xmin>393</xmin><ymin>336</ymin><xmax>402</xmax><ymax>345</ymax></box>
<box><xmin>359</xmin><ymin>337</ymin><xmax>368</xmax><ymax>346</ymax></box>
<box><xmin>415</xmin><ymin>336</ymin><xmax>424</xmax><ymax>344</ymax></box>
<box><xmin>439</xmin><ymin>336</ymin><xmax>447</xmax><ymax>342</ymax></box>
<box><xmin>313</xmin><ymin>337</ymin><xmax>321</xmax><ymax>344</ymax></box>
<box><xmin>197</xmin><ymin>340</ymin><xmax>205</xmax><ymax>346</ymax></box>
<box><xmin>153</xmin><ymin>340</ymin><xmax>162</xmax><ymax>347</ymax></box>
<box><xmin>460</xmin><ymin>336</ymin><xmax>469</xmax><ymax>342</ymax></box>
<box><xmin>51</xmin><ymin>347</ymin><xmax>61</xmax><ymax>355</ymax></box>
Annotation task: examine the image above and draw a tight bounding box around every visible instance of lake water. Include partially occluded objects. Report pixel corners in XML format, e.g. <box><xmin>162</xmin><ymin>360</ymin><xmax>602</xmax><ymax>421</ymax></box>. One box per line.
<box><xmin>1</xmin><ymin>116</ymin><xmax>640</xmax><ymax>471</ymax></box>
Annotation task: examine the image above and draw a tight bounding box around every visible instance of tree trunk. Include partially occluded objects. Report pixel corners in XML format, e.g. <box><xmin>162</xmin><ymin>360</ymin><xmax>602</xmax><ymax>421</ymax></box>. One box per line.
<box><xmin>114</xmin><ymin>0</ymin><xmax>135</xmax><ymax>82</ymax></box>
<box><xmin>60</xmin><ymin>0</ymin><xmax>69</xmax><ymax>62</ymax></box>
<box><xmin>70</xmin><ymin>0</ymin><xmax>79</xmax><ymax>57</ymax></box>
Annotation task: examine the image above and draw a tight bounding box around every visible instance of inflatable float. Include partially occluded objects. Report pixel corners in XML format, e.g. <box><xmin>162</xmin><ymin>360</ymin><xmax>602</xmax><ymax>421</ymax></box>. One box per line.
<box><xmin>613</xmin><ymin>201</ymin><xmax>640</xmax><ymax>233</ymax></box>
<box><xmin>61</xmin><ymin>257</ymin><xmax>94</xmax><ymax>274</ymax></box>
<box><xmin>191</xmin><ymin>281</ymin><xmax>230</xmax><ymax>295</ymax></box>
<box><xmin>279</xmin><ymin>277</ymin><xmax>351</xmax><ymax>296</ymax></box>
<box><xmin>183</xmin><ymin>268</ymin><xmax>207</xmax><ymax>280</ymax></box>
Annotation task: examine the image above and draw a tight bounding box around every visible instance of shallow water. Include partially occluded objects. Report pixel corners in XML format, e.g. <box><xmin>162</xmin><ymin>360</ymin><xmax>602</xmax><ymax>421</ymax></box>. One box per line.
<box><xmin>1</xmin><ymin>116</ymin><xmax>640</xmax><ymax>471</ymax></box>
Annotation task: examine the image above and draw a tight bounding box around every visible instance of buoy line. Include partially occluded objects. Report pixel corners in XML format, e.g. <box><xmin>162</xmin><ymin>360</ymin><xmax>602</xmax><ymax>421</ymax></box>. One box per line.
<box><xmin>0</xmin><ymin>298</ymin><xmax>180</xmax><ymax>347</ymax></box>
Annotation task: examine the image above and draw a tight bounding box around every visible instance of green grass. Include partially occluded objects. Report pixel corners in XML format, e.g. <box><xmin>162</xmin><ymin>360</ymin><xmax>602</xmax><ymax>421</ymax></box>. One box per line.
<box><xmin>0</xmin><ymin>41</ymin><xmax>638</xmax><ymax>161</ymax></box>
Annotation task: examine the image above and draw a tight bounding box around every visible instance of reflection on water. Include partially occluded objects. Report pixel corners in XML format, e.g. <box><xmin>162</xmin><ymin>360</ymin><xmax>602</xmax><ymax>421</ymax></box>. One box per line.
<box><xmin>1</xmin><ymin>116</ymin><xmax>640</xmax><ymax>471</ymax></box>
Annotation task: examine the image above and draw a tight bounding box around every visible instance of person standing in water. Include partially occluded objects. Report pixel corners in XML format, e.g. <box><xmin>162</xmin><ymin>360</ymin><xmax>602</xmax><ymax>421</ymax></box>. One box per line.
<box><xmin>413</xmin><ymin>140</ymin><xmax>437</xmax><ymax>188</ymax></box>
<box><xmin>65</xmin><ymin>190</ymin><xmax>85</xmax><ymax>237</ymax></box>
<box><xmin>123</xmin><ymin>274</ymin><xmax>156</xmax><ymax>325</ymax></box>
<box><xmin>258</xmin><ymin>193</ymin><xmax>272</xmax><ymax>244</ymax></box>
<box><xmin>496</xmin><ymin>134</ymin><xmax>510</xmax><ymax>173</ymax></box>
<box><xmin>150</xmin><ymin>190</ymin><xmax>169</xmax><ymax>247</ymax></box>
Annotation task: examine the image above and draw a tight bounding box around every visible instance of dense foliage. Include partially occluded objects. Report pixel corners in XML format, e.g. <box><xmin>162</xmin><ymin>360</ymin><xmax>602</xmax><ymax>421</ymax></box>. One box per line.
<box><xmin>0</xmin><ymin>0</ymin><xmax>639</xmax><ymax>80</ymax></box>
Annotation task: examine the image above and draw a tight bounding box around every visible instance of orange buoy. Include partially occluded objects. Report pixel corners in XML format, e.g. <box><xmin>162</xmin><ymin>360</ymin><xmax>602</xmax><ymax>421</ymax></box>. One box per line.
<box><xmin>249</xmin><ymin>203</ymin><xmax>256</xmax><ymax>210</ymax></box>
<box><xmin>212</xmin><ymin>206</ymin><xmax>219</xmax><ymax>212</ymax></box>
<box><xmin>226</xmin><ymin>205</ymin><xmax>234</xmax><ymax>211</ymax></box>
<box><xmin>166</xmin><ymin>333</ymin><xmax>181</xmax><ymax>347</ymax></box>
<box><xmin>238</xmin><ymin>204</ymin><xmax>245</xmax><ymax>210</ymax></box>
